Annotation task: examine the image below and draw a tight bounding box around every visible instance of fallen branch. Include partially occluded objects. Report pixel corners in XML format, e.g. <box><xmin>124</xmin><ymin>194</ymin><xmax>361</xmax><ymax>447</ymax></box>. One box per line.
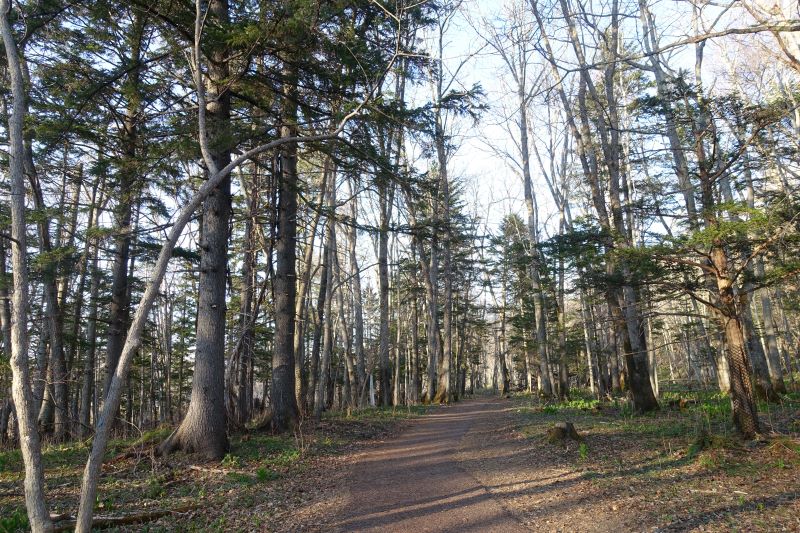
<box><xmin>189</xmin><ymin>464</ymin><xmax>236</xmax><ymax>475</ymax></box>
<box><xmin>53</xmin><ymin>504</ymin><xmax>199</xmax><ymax>532</ymax></box>
<box><xmin>188</xmin><ymin>464</ymin><xmax>254</xmax><ymax>478</ymax></box>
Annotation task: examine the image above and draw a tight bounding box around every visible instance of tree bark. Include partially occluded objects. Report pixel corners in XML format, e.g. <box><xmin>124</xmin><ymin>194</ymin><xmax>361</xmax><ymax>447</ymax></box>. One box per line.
<box><xmin>347</xmin><ymin>180</ymin><xmax>367</xmax><ymax>406</ymax></box>
<box><xmin>1</xmin><ymin>2</ymin><xmax>53</xmax><ymax>526</ymax></box>
<box><xmin>294</xmin><ymin>162</ymin><xmax>328</xmax><ymax>415</ymax></box>
<box><xmin>314</xmin><ymin>168</ymin><xmax>337</xmax><ymax>420</ymax></box>
<box><xmin>159</xmin><ymin>0</ymin><xmax>231</xmax><ymax>459</ymax></box>
<box><xmin>271</xmin><ymin>60</ymin><xmax>300</xmax><ymax>430</ymax></box>
<box><xmin>308</xmin><ymin>238</ymin><xmax>328</xmax><ymax>414</ymax></box>
<box><xmin>378</xmin><ymin>180</ymin><xmax>393</xmax><ymax>405</ymax></box>
<box><xmin>104</xmin><ymin>12</ymin><xmax>145</xmax><ymax>418</ymax></box>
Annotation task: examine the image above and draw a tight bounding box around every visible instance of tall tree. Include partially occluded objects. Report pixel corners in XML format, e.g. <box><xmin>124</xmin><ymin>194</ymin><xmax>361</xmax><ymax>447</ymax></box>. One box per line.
<box><xmin>1</xmin><ymin>0</ymin><xmax>53</xmax><ymax>527</ymax></box>
<box><xmin>160</xmin><ymin>0</ymin><xmax>232</xmax><ymax>459</ymax></box>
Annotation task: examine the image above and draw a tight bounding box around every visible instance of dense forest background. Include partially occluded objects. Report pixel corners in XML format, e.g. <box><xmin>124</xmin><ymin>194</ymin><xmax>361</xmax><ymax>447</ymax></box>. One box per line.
<box><xmin>1</xmin><ymin>0</ymin><xmax>799</xmax><ymax>530</ymax></box>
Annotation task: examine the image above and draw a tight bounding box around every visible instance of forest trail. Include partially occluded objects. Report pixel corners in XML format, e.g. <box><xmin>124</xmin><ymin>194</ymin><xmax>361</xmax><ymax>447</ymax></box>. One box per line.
<box><xmin>330</xmin><ymin>398</ymin><xmax>528</xmax><ymax>532</ymax></box>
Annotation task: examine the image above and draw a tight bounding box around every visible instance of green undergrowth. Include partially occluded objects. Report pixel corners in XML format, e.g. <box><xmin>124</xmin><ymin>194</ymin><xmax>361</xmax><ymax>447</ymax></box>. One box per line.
<box><xmin>514</xmin><ymin>388</ymin><xmax>800</xmax><ymax>474</ymax></box>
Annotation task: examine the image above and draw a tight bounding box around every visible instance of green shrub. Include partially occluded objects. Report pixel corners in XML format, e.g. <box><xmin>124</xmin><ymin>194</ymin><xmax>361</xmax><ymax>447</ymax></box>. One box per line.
<box><xmin>0</xmin><ymin>508</ymin><xmax>28</xmax><ymax>533</ymax></box>
<box><xmin>578</xmin><ymin>442</ymin><xmax>589</xmax><ymax>461</ymax></box>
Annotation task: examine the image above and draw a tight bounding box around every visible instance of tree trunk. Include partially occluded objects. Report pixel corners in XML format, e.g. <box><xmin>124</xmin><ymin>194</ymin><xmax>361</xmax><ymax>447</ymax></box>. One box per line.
<box><xmin>409</xmin><ymin>250</ymin><xmax>421</xmax><ymax>404</ymax></box>
<box><xmin>314</xmin><ymin>171</ymin><xmax>337</xmax><ymax>420</ymax></box>
<box><xmin>1</xmin><ymin>3</ymin><xmax>53</xmax><ymax>525</ymax></box>
<box><xmin>308</xmin><ymin>231</ymin><xmax>328</xmax><ymax>413</ymax></box>
<box><xmin>742</xmin><ymin>302</ymin><xmax>778</xmax><ymax>401</ymax></box>
<box><xmin>718</xmin><ymin>306</ymin><xmax>760</xmax><ymax>438</ymax></box>
<box><xmin>79</xmin><ymin>193</ymin><xmax>103</xmax><ymax>438</ymax></box>
<box><xmin>160</xmin><ymin>0</ymin><xmax>231</xmax><ymax>459</ymax></box>
<box><xmin>334</xmin><ymin>247</ymin><xmax>357</xmax><ymax>408</ymax></box>
<box><xmin>0</xmin><ymin>241</ymin><xmax>12</xmax><ymax>444</ymax></box>
<box><xmin>235</xmin><ymin>197</ymin><xmax>256</xmax><ymax>426</ymax></box>
<box><xmin>393</xmin><ymin>280</ymin><xmax>404</xmax><ymax>406</ymax></box>
<box><xmin>556</xmin><ymin>0</ymin><xmax>658</xmax><ymax>411</ymax></box>
<box><xmin>104</xmin><ymin>12</ymin><xmax>145</xmax><ymax>419</ymax></box>
<box><xmin>347</xmin><ymin>181</ymin><xmax>367</xmax><ymax>406</ymax></box>
<box><xmin>294</xmin><ymin>161</ymin><xmax>328</xmax><ymax>415</ymax></box>
<box><xmin>271</xmin><ymin>60</ymin><xmax>300</xmax><ymax>430</ymax></box>
<box><xmin>378</xmin><ymin>180</ymin><xmax>393</xmax><ymax>406</ymax></box>
<box><xmin>757</xmin><ymin>275</ymin><xmax>787</xmax><ymax>394</ymax></box>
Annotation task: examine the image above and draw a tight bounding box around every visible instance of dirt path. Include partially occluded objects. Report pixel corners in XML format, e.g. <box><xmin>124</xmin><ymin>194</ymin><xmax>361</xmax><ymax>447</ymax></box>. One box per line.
<box><xmin>329</xmin><ymin>399</ymin><xmax>528</xmax><ymax>532</ymax></box>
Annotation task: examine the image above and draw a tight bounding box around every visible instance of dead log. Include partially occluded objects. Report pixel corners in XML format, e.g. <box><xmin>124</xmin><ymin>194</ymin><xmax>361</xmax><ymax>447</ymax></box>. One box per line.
<box><xmin>52</xmin><ymin>504</ymin><xmax>199</xmax><ymax>532</ymax></box>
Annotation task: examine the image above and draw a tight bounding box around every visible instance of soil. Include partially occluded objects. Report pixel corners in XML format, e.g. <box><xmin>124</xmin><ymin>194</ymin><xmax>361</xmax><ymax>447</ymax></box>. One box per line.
<box><xmin>327</xmin><ymin>399</ymin><xmax>527</xmax><ymax>532</ymax></box>
<box><xmin>455</xmin><ymin>396</ymin><xmax>800</xmax><ymax>533</ymax></box>
<box><xmin>2</xmin><ymin>395</ymin><xmax>798</xmax><ymax>532</ymax></box>
<box><xmin>290</xmin><ymin>394</ymin><xmax>799</xmax><ymax>532</ymax></box>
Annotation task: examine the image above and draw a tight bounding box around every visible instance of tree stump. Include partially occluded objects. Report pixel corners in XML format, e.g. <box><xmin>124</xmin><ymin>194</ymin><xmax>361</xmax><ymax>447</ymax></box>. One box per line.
<box><xmin>547</xmin><ymin>421</ymin><xmax>583</xmax><ymax>444</ymax></box>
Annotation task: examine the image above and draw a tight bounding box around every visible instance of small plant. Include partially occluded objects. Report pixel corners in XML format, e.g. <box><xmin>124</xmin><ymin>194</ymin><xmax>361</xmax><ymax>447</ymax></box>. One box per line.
<box><xmin>698</xmin><ymin>453</ymin><xmax>718</xmax><ymax>469</ymax></box>
<box><xmin>541</xmin><ymin>398</ymin><xmax>600</xmax><ymax>414</ymax></box>
<box><xmin>221</xmin><ymin>453</ymin><xmax>241</xmax><ymax>468</ymax></box>
<box><xmin>146</xmin><ymin>476</ymin><xmax>166</xmax><ymax>499</ymax></box>
<box><xmin>226</xmin><ymin>471</ymin><xmax>254</xmax><ymax>484</ymax></box>
<box><xmin>618</xmin><ymin>401</ymin><xmax>634</xmax><ymax>418</ymax></box>
<box><xmin>256</xmin><ymin>467</ymin><xmax>279</xmax><ymax>482</ymax></box>
<box><xmin>95</xmin><ymin>496</ymin><xmax>116</xmax><ymax>512</ymax></box>
<box><xmin>271</xmin><ymin>448</ymin><xmax>300</xmax><ymax>467</ymax></box>
<box><xmin>578</xmin><ymin>442</ymin><xmax>589</xmax><ymax>461</ymax></box>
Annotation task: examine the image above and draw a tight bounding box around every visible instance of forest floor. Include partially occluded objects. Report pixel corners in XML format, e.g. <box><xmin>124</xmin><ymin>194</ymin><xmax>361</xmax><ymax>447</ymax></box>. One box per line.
<box><xmin>0</xmin><ymin>405</ymin><xmax>429</xmax><ymax>532</ymax></box>
<box><xmin>457</xmin><ymin>390</ymin><xmax>800</xmax><ymax>532</ymax></box>
<box><xmin>0</xmin><ymin>390</ymin><xmax>798</xmax><ymax>532</ymax></box>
